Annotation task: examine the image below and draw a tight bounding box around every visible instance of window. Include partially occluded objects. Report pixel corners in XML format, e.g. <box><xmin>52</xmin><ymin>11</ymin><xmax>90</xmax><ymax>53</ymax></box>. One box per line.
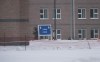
<box><xmin>78</xmin><ymin>8</ymin><xmax>86</xmax><ymax>19</ymax></box>
<box><xmin>53</xmin><ymin>8</ymin><xmax>61</xmax><ymax>19</ymax></box>
<box><xmin>56</xmin><ymin>29</ymin><xmax>61</xmax><ymax>39</ymax></box>
<box><xmin>78</xmin><ymin>29</ymin><xmax>86</xmax><ymax>39</ymax></box>
<box><xmin>91</xmin><ymin>29</ymin><xmax>99</xmax><ymax>38</ymax></box>
<box><xmin>40</xmin><ymin>8</ymin><xmax>48</xmax><ymax>19</ymax></box>
<box><xmin>90</xmin><ymin>8</ymin><xmax>98</xmax><ymax>19</ymax></box>
<box><xmin>52</xmin><ymin>29</ymin><xmax>61</xmax><ymax>39</ymax></box>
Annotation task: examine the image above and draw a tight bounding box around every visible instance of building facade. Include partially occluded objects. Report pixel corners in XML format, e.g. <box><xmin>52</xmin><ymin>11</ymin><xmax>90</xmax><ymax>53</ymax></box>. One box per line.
<box><xmin>0</xmin><ymin>0</ymin><xmax>100</xmax><ymax>41</ymax></box>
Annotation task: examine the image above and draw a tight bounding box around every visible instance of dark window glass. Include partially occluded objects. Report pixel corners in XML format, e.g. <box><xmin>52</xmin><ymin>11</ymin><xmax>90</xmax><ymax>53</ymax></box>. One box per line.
<box><xmin>40</xmin><ymin>36</ymin><xmax>43</xmax><ymax>39</ymax></box>
<box><xmin>79</xmin><ymin>35</ymin><xmax>81</xmax><ymax>38</ymax></box>
<box><xmin>78</xmin><ymin>9</ymin><xmax>81</xmax><ymax>13</ymax></box>
<box><xmin>57</xmin><ymin>30</ymin><xmax>61</xmax><ymax>34</ymax></box>
<box><xmin>57</xmin><ymin>14</ymin><xmax>60</xmax><ymax>18</ymax></box>
<box><xmin>82</xmin><ymin>30</ymin><xmax>85</xmax><ymax>38</ymax></box>
<box><xmin>90</xmin><ymin>9</ymin><xmax>93</xmax><ymax>18</ymax></box>
<box><xmin>78</xmin><ymin>14</ymin><xmax>81</xmax><ymax>18</ymax></box>
<box><xmin>40</xmin><ymin>9</ymin><xmax>43</xmax><ymax>13</ymax></box>
<box><xmin>95</xmin><ymin>30</ymin><xmax>98</xmax><ymax>33</ymax></box>
<box><xmin>40</xmin><ymin>15</ymin><xmax>43</xmax><ymax>18</ymax></box>
<box><xmin>94</xmin><ymin>9</ymin><xmax>97</xmax><ymax>13</ymax></box>
<box><xmin>57</xmin><ymin>9</ymin><xmax>60</xmax><ymax>13</ymax></box>
<box><xmin>78</xmin><ymin>30</ymin><xmax>81</xmax><ymax>33</ymax></box>
<box><xmin>91</xmin><ymin>30</ymin><xmax>94</xmax><ymax>38</ymax></box>
<box><xmin>57</xmin><ymin>35</ymin><xmax>60</xmax><ymax>39</ymax></box>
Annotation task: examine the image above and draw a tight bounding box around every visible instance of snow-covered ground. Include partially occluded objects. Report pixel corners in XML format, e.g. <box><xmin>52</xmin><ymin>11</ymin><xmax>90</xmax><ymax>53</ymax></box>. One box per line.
<box><xmin>0</xmin><ymin>49</ymin><xmax>100</xmax><ymax>62</ymax></box>
<box><xmin>0</xmin><ymin>40</ymin><xmax>100</xmax><ymax>51</ymax></box>
<box><xmin>0</xmin><ymin>40</ymin><xmax>100</xmax><ymax>62</ymax></box>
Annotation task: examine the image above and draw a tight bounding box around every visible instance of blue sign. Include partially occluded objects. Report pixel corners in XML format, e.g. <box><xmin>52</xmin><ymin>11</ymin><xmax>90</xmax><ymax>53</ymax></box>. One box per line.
<box><xmin>38</xmin><ymin>25</ymin><xmax>51</xmax><ymax>36</ymax></box>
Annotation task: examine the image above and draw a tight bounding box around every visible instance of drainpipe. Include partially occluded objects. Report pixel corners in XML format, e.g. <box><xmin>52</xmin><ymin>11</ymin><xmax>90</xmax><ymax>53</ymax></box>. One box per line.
<box><xmin>54</xmin><ymin>0</ymin><xmax>57</xmax><ymax>40</ymax></box>
<box><xmin>71</xmin><ymin>0</ymin><xmax>75</xmax><ymax>40</ymax></box>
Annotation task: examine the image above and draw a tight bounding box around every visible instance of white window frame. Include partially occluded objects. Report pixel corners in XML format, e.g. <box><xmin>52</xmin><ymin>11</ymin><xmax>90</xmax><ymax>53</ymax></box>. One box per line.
<box><xmin>78</xmin><ymin>8</ymin><xmax>86</xmax><ymax>19</ymax></box>
<box><xmin>90</xmin><ymin>8</ymin><xmax>99</xmax><ymax>19</ymax></box>
<box><xmin>91</xmin><ymin>29</ymin><xmax>99</xmax><ymax>39</ymax></box>
<box><xmin>53</xmin><ymin>8</ymin><xmax>61</xmax><ymax>19</ymax></box>
<box><xmin>56</xmin><ymin>29</ymin><xmax>61</xmax><ymax>40</ymax></box>
<box><xmin>40</xmin><ymin>8</ymin><xmax>48</xmax><ymax>20</ymax></box>
<box><xmin>52</xmin><ymin>29</ymin><xmax>61</xmax><ymax>40</ymax></box>
<box><xmin>78</xmin><ymin>29</ymin><xmax>87</xmax><ymax>39</ymax></box>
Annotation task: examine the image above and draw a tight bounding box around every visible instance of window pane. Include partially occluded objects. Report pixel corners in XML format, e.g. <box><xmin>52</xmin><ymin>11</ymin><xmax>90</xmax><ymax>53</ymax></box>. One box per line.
<box><xmin>82</xmin><ymin>9</ymin><xmax>85</xmax><ymax>18</ymax></box>
<box><xmin>94</xmin><ymin>14</ymin><xmax>97</xmax><ymax>18</ymax></box>
<box><xmin>91</xmin><ymin>30</ymin><xmax>94</xmax><ymax>38</ymax></box>
<box><xmin>57</xmin><ymin>30</ymin><xmax>61</xmax><ymax>34</ymax></box>
<box><xmin>95</xmin><ymin>29</ymin><xmax>98</xmax><ymax>33</ymax></box>
<box><xmin>78</xmin><ymin>9</ymin><xmax>81</xmax><ymax>13</ymax></box>
<box><xmin>95</xmin><ymin>29</ymin><xmax>99</xmax><ymax>38</ymax></box>
<box><xmin>78</xmin><ymin>14</ymin><xmax>81</xmax><ymax>18</ymax></box>
<box><xmin>94</xmin><ymin>9</ymin><xmax>97</xmax><ymax>13</ymax></box>
<box><xmin>78</xmin><ymin>30</ymin><xmax>81</xmax><ymax>33</ymax></box>
<box><xmin>57</xmin><ymin>14</ymin><xmax>60</xmax><ymax>18</ymax></box>
<box><xmin>57</xmin><ymin>35</ymin><xmax>61</xmax><ymax>39</ymax></box>
<box><xmin>40</xmin><ymin>9</ymin><xmax>43</xmax><ymax>13</ymax></box>
<box><xmin>82</xmin><ymin>30</ymin><xmax>85</xmax><ymax>38</ymax></box>
<box><xmin>44</xmin><ymin>9</ymin><xmax>47</xmax><ymax>18</ymax></box>
<box><xmin>79</xmin><ymin>35</ymin><xmax>82</xmax><ymax>38</ymax></box>
<box><xmin>40</xmin><ymin>14</ymin><xmax>43</xmax><ymax>18</ymax></box>
<box><xmin>57</xmin><ymin>9</ymin><xmax>60</xmax><ymax>13</ymax></box>
<box><xmin>53</xmin><ymin>9</ymin><xmax>56</xmax><ymax>18</ymax></box>
<box><xmin>82</xmin><ymin>13</ymin><xmax>85</xmax><ymax>18</ymax></box>
<box><xmin>90</xmin><ymin>9</ymin><xmax>93</xmax><ymax>18</ymax></box>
